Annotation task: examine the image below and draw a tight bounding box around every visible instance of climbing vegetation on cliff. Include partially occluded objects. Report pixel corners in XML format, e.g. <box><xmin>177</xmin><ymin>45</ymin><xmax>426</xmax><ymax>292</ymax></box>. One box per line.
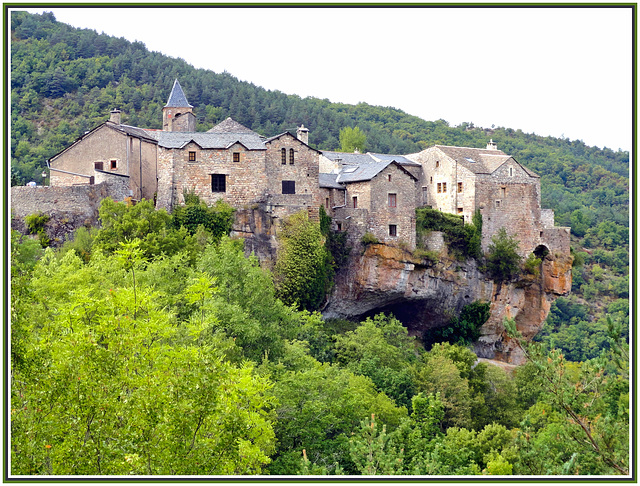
<box><xmin>486</xmin><ymin>228</ymin><xmax>522</xmax><ymax>282</ymax></box>
<box><xmin>415</xmin><ymin>208</ymin><xmax>481</xmax><ymax>260</ymax></box>
<box><xmin>274</xmin><ymin>210</ymin><xmax>332</xmax><ymax>312</ymax></box>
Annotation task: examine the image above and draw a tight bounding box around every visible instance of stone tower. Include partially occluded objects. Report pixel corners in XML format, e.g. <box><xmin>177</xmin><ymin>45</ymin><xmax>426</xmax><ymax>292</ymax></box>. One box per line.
<box><xmin>162</xmin><ymin>79</ymin><xmax>196</xmax><ymax>132</ymax></box>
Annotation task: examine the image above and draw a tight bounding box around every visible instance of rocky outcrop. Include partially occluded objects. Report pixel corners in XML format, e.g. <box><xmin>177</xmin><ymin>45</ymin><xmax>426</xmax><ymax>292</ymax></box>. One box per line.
<box><xmin>322</xmin><ymin>243</ymin><xmax>572</xmax><ymax>365</ymax></box>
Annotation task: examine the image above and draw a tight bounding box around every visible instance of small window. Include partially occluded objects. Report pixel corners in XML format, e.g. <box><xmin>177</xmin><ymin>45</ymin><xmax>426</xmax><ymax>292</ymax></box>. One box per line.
<box><xmin>495</xmin><ymin>200</ymin><xmax>501</xmax><ymax>208</ymax></box>
<box><xmin>110</xmin><ymin>159</ymin><xmax>117</xmax><ymax>170</ymax></box>
<box><xmin>501</xmin><ymin>187</ymin><xmax>506</xmax><ymax>198</ymax></box>
<box><xmin>281</xmin><ymin>148</ymin><xmax>287</xmax><ymax>165</ymax></box>
<box><xmin>430</xmin><ymin>176</ymin><xmax>433</xmax><ymax>184</ymax></box>
<box><xmin>389</xmin><ymin>224</ymin><xmax>397</xmax><ymax>237</ymax></box>
<box><xmin>352</xmin><ymin>196</ymin><xmax>358</xmax><ymax>209</ymax></box>
<box><xmin>337</xmin><ymin>222</ymin><xmax>342</xmax><ymax>231</ymax></box>
<box><xmin>282</xmin><ymin>180</ymin><xmax>296</xmax><ymax>194</ymax></box>
<box><xmin>457</xmin><ymin>207</ymin><xmax>463</xmax><ymax>214</ymax></box>
<box><xmin>211</xmin><ymin>174</ymin><xmax>226</xmax><ymax>192</ymax></box>
<box><xmin>435</xmin><ymin>161</ymin><xmax>440</xmax><ymax>168</ymax></box>
<box><xmin>94</xmin><ymin>161</ymin><xmax>104</xmax><ymax>171</ymax></box>
<box><xmin>388</xmin><ymin>193</ymin><xmax>397</xmax><ymax>208</ymax></box>
<box><xmin>388</xmin><ymin>174</ymin><xmax>392</xmax><ymax>182</ymax></box>
<box><xmin>325</xmin><ymin>198</ymin><xmax>330</xmax><ymax>209</ymax></box>
<box><xmin>458</xmin><ymin>182</ymin><xmax>463</xmax><ymax>193</ymax></box>
<box><xmin>233</xmin><ymin>152</ymin><xmax>240</xmax><ymax>163</ymax></box>
<box><xmin>437</xmin><ymin>183</ymin><xmax>442</xmax><ymax>194</ymax></box>
<box><xmin>289</xmin><ymin>148</ymin><xmax>295</xmax><ymax>165</ymax></box>
<box><xmin>509</xmin><ymin>167</ymin><xmax>514</xmax><ymax>177</ymax></box>
<box><xmin>442</xmin><ymin>182</ymin><xmax>447</xmax><ymax>193</ymax></box>
<box><xmin>189</xmin><ymin>151</ymin><xmax>196</xmax><ymax>162</ymax></box>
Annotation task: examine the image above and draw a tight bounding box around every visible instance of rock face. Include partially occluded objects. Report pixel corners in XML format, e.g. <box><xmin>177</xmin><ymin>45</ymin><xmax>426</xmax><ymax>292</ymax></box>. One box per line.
<box><xmin>322</xmin><ymin>243</ymin><xmax>573</xmax><ymax>365</ymax></box>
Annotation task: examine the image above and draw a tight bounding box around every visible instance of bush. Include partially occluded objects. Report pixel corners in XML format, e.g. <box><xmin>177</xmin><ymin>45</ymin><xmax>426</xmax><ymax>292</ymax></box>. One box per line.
<box><xmin>486</xmin><ymin>228</ymin><xmax>522</xmax><ymax>282</ymax></box>
<box><xmin>423</xmin><ymin>301</ymin><xmax>491</xmax><ymax>348</ymax></box>
<box><xmin>524</xmin><ymin>253</ymin><xmax>542</xmax><ymax>276</ymax></box>
<box><xmin>24</xmin><ymin>211</ymin><xmax>50</xmax><ymax>247</ymax></box>
<box><xmin>361</xmin><ymin>232</ymin><xmax>379</xmax><ymax>245</ymax></box>
<box><xmin>412</xmin><ymin>248</ymin><xmax>439</xmax><ymax>264</ymax></box>
<box><xmin>415</xmin><ymin>208</ymin><xmax>481</xmax><ymax>260</ymax></box>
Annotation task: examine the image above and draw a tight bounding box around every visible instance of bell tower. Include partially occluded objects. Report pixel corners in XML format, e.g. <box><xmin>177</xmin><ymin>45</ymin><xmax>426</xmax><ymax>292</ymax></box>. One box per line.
<box><xmin>162</xmin><ymin>79</ymin><xmax>196</xmax><ymax>132</ymax></box>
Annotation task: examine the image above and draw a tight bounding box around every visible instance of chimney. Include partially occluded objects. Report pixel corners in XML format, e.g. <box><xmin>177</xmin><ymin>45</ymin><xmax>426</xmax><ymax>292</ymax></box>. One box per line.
<box><xmin>110</xmin><ymin>109</ymin><xmax>122</xmax><ymax>125</ymax></box>
<box><xmin>486</xmin><ymin>139</ymin><xmax>497</xmax><ymax>150</ymax></box>
<box><xmin>297</xmin><ymin>124</ymin><xmax>309</xmax><ymax>145</ymax></box>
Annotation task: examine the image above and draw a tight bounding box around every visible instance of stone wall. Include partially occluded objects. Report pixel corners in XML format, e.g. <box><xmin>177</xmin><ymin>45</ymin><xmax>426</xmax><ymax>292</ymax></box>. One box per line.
<box><xmin>11</xmin><ymin>176</ymin><xmax>130</xmax><ymax>245</ymax></box>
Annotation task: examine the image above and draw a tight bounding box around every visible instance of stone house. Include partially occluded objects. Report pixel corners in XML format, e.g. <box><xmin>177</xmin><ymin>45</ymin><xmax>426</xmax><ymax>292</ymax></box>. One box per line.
<box><xmin>319</xmin><ymin>151</ymin><xmax>418</xmax><ymax>248</ymax></box>
<box><xmin>405</xmin><ymin>142</ymin><xmax>569</xmax><ymax>257</ymax></box>
<box><xmin>48</xmin><ymin>109</ymin><xmax>158</xmax><ymax>201</ymax></box>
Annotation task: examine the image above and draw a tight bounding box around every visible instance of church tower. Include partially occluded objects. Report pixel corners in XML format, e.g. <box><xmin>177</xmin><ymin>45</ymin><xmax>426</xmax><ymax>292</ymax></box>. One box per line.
<box><xmin>162</xmin><ymin>79</ymin><xmax>196</xmax><ymax>132</ymax></box>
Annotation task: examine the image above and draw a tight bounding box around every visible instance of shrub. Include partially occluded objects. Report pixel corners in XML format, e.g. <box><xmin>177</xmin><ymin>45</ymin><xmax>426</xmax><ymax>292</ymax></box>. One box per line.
<box><xmin>361</xmin><ymin>232</ymin><xmax>379</xmax><ymax>245</ymax></box>
<box><xmin>412</xmin><ymin>248</ymin><xmax>439</xmax><ymax>265</ymax></box>
<box><xmin>415</xmin><ymin>208</ymin><xmax>481</xmax><ymax>260</ymax></box>
<box><xmin>524</xmin><ymin>253</ymin><xmax>542</xmax><ymax>276</ymax></box>
<box><xmin>486</xmin><ymin>228</ymin><xmax>522</xmax><ymax>282</ymax></box>
<box><xmin>423</xmin><ymin>301</ymin><xmax>491</xmax><ymax>348</ymax></box>
<box><xmin>24</xmin><ymin>211</ymin><xmax>50</xmax><ymax>247</ymax></box>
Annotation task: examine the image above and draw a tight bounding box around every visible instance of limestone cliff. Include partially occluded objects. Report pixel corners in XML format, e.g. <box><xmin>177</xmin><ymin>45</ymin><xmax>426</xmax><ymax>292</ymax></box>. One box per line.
<box><xmin>322</xmin><ymin>243</ymin><xmax>572</xmax><ymax>365</ymax></box>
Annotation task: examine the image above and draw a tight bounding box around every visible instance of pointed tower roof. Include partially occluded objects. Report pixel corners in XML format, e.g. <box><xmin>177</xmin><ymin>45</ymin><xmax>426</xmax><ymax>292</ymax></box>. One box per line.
<box><xmin>165</xmin><ymin>79</ymin><xmax>192</xmax><ymax>108</ymax></box>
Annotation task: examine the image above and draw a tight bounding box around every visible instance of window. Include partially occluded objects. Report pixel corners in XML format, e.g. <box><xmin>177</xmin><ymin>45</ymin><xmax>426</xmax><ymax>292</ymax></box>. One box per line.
<box><xmin>509</xmin><ymin>167</ymin><xmax>513</xmax><ymax>177</ymax></box>
<box><xmin>430</xmin><ymin>176</ymin><xmax>433</xmax><ymax>184</ymax></box>
<box><xmin>211</xmin><ymin>174</ymin><xmax>226</xmax><ymax>192</ymax></box>
<box><xmin>233</xmin><ymin>152</ymin><xmax>240</xmax><ymax>163</ymax></box>
<box><xmin>442</xmin><ymin>182</ymin><xmax>447</xmax><ymax>193</ymax></box>
<box><xmin>495</xmin><ymin>200</ymin><xmax>501</xmax><ymax>208</ymax></box>
<box><xmin>458</xmin><ymin>182</ymin><xmax>463</xmax><ymax>193</ymax></box>
<box><xmin>281</xmin><ymin>148</ymin><xmax>287</xmax><ymax>165</ymax></box>
<box><xmin>325</xmin><ymin>197</ymin><xmax>330</xmax><ymax>209</ymax></box>
<box><xmin>110</xmin><ymin>159</ymin><xmax>117</xmax><ymax>170</ymax></box>
<box><xmin>94</xmin><ymin>161</ymin><xmax>104</xmax><ymax>171</ymax></box>
<box><xmin>289</xmin><ymin>148</ymin><xmax>295</xmax><ymax>165</ymax></box>
<box><xmin>435</xmin><ymin>161</ymin><xmax>440</xmax><ymax>168</ymax></box>
<box><xmin>389</xmin><ymin>224</ymin><xmax>397</xmax><ymax>237</ymax></box>
<box><xmin>282</xmin><ymin>180</ymin><xmax>296</xmax><ymax>194</ymax></box>
<box><xmin>352</xmin><ymin>196</ymin><xmax>358</xmax><ymax>208</ymax></box>
<box><xmin>457</xmin><ymin>207</ymin><xmax>463</xmax><ymax>214</ymax></box>
<box><xmin>189</xmin><ymin>151</ymin><xmax>196</xmax><ymax>162</ymax></box>
<box><xmin>501</xmin><ymin>187</ymin><xmax>506</xmax><ymax>198</ymax></box>
<box><xmin>437</xmin><ymin>183</ymin><xmax>442</xmax><ymax>193</ymax></box>
<box><xmin>337</xmin><ymin>222</ymin><xmax>342</xmax><ymax>231</ymax></box>
<box><xmin>388</xmin><ymin>174</ymin><xmax>392</xmax><ymax>182</ymax></box>
<box><xmin>388</xmin><ymin>193</ymin><xmax>397</xmax><ymax>208</ymax></box>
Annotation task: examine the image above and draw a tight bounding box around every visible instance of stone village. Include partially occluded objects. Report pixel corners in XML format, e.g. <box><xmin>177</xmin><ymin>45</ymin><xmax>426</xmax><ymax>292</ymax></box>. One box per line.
<box><xmin>12</xmin><ymin>79</ymin><xmax>570</xmax><ymax>264</ymax></box>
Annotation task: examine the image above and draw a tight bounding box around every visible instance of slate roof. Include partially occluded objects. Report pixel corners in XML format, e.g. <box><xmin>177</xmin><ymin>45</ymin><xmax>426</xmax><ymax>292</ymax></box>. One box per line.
<box><xmin>434</xmin><ymin>145</ymin><xmax>539</xmax><ymax>178</ymax></box>
<box><xmin>165</xmin><ymin>79</ymin><xmax>193</xmax><ymax>108</ymax></box>
<box><xmin>369</xmin><ymin>152</ymin><xmax>421</xmax><ymax>167</ymax></box>
<box><xmin>321</xmin><ymin>151</ymin><xmax>377</xmax><ymax>165</ymax></box>
<box><xmin>115</xmin><ymin>124</ymin><xmax>158</xmax><ymax>143</ymax></box>
<box><xmin>149</xmin><ymin>131</ymin><xmax>267</xmax><ymax>150</ymax></box>
<box><xmin>207</xmin><ymin>117</ymin><xmax>259</xmax><ymax>135</ymax></box>
<box><xmin>321</xmin><ymin>151</ymin><xmax>418</xmax><ymax>183</ymax></box>
<box><xmin>319</xmin><ymin>173</ymin><xmax>344</xmax><ymax>189</ymax></box>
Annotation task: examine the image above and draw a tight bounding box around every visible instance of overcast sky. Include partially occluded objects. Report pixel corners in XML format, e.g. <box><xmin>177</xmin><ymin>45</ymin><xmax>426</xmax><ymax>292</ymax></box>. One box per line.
<box><xmin>21</xmin><ymin>5</ymin><xmax>633</xmax><ymax>152</ymax></box>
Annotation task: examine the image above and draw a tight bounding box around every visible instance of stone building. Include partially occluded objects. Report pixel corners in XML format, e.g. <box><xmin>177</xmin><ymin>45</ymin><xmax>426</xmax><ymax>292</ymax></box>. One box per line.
<box><xmin>405</xmin><ymin>142</ymin><xmax>569</xmax><ymax>257</ymax></box>
<box><xmin>48</xmin><ymin>109</ymin><xmax>158</xmax><ymax>201</ymax></box>
<box><xmin>42</xmin><ymin>79</ymin><xmax>569</xmax><ymax>260</ymax></box>
<box><xmin>319</xmin><ymin>151</ymin><xmax>418</xmax><ymax>248</ymax></box>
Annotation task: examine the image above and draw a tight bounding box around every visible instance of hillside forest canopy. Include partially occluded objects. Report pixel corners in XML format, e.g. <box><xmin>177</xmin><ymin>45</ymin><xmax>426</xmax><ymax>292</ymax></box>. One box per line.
<box><xmin>9</xmin><ymin>11</ymin><xmax>630</xmax><ymax>476</ymax></box>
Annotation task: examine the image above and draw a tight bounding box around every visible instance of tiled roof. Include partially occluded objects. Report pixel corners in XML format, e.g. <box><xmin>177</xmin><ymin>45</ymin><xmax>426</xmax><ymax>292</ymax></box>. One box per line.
<box><xmin>149</xmin><ymin>131</ymin><xmax>266</xmax><ymax>150</ymax></box>
<box><xmin>319</xmin><ymin>173</ymin><xmax>344</xmax><ymax>189</ymax></box>
<box><xmin>435</xmin><ymin>145</ymin><xmax>538</xmax><ymax>177</ymax></box>
<box><xmin>165</xmin><ymin>79</ymin><xmax>192</xmax><ymax>108</ymax></box>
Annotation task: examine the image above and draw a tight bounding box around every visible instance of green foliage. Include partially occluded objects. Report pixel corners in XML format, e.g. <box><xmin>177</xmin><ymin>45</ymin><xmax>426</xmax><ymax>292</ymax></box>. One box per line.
<box><xmin>274</xmin><ymin>211</ymin><xmax>332</xmax><ymax>311</ymax></box>
<box><xmin>339</xmin><ymin>126</ymin><xmax>366</xmax><ymax>153</ymax></box>
<box><xmin>170</xmin><ymin>194</ymin><xmax>234</xmax><ymax>242</ymax></box>
<box><xmin>524</xmin><ymin>252</ymin><xmax>542</xmax><ymax>275</ymax></box>
<box><xmin>415</xmin><ymin>208</ymin><xmax>481</xmax><ymax>260</ymax></box>
<box><xmin>486</xmin><ymin>228</ymin><xmax>522</xmax><ymax>281</ymax></box>
<box><xmin>423</xmin><ymin>300</ymin><xmax>491</xmax><ymax>348</ymax></box>
<box><xmin>24</xmin><ymin>211</ymin><xmax>50</xmax><ymax>247</ymax></box>
<box><xmin>348</xmin><ymin>414</ymin><xmax>404</xmax><ymax>475</ymax></box>
<box><xmin>360</xmin><ymin>232</ymin><xmax>379</xmax><ymax>245</ymax></box>
<box><xmin>60</xmin><ymin>226</ymin><xmax>98</xmax><ymax>262</ymax></box>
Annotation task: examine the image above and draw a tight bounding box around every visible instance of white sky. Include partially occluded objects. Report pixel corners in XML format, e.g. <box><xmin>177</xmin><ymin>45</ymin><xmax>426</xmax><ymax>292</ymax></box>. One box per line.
<box><xmin>19</xmin><ymin>5</ymin><xmax>633</xmax><ymax>152</ymax></box>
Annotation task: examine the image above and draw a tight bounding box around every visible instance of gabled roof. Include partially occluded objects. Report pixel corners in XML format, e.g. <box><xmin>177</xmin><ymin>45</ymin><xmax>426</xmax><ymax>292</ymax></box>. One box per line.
<box><xmin>434</xmin><ymin>145</ymin><xmax>539</xmax><ymax>178</ymax></box>
<box><xmin>321</xmin><ymin>151</ymin><xmax>418</xmax><ymax>183</ymax></box>
<box><xmin>49</xmin><ymin>121</ymin><xmax>157</xmax><ymax>162</ymax></box>
<box><xmin>207</xmin><ymin>117</ymin><xmax>259</xmax><ymax>135</ymax></box>
<box><xmin>368</xmin><ymin>152</ymin><xmax>421</xmax><ymax>167</ymax></box>
<box><xmin>264</xmin><ymin>131</ymin><xmax>322</xmax><ymax>154</ymax></box>
<box><xmin>165</xmin><ymin>79</ymin><xmax>192</xmax><ymax>108</ymax></box>
<box><xmin>321</xmin><ymin>151</ymin><xmax>376</xmax><ymax>166</ymax></box>
<box><xmin>149</xmin><ymin>131</ymin><xmax>266</xmax><ymax>150</ymax></box>
<box><xmin>319</xmin><ymin>173</ymin><xmax>344</xmax><ymax>190</ymax></box>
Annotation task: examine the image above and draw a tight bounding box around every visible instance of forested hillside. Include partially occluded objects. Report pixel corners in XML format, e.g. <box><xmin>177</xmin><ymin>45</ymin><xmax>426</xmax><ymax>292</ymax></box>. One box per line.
<box><xmin>10</xmin><ymin>10</ymin><xmax>629</xmax><ymax>359</ymax></box>
<box><xmin>9</xmin><ymin>11</ymin><xmax>631</xmax><ymax>476</ymax></box>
